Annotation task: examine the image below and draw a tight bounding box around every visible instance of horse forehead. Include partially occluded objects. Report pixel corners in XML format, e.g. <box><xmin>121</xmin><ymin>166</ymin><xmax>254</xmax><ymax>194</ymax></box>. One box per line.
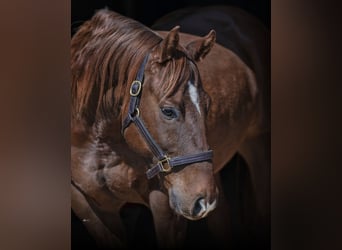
<box><xmin>146</xmin><ymin>57</ymin><xmax>196</xmax><ymax>96</ymax></box>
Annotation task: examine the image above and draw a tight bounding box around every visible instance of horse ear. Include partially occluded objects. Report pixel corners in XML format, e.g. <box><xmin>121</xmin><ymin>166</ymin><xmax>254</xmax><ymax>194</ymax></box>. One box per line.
<box><xmin>186</xmin><ymin>30</ymin><xmax>216</xmax><ymax>61</ymax></box>
<box><xmin>158</xmin><ymin>26</ymin><xmax>180</xmax><ymax>63</ymax></box>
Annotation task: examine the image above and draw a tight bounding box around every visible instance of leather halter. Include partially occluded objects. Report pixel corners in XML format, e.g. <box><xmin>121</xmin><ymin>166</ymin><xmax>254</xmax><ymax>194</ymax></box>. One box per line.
<box><xmin>122</xmin><ymin>55</ymin><xmax>213</xmax><ymax>179</ymax></box>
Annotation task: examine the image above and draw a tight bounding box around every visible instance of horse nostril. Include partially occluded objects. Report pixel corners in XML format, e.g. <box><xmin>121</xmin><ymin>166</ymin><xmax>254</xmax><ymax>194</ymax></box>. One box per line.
<box><xmin>192</xmin><ymin>197</ymin><xmax>206</xmax><ymax>217</ymax></box>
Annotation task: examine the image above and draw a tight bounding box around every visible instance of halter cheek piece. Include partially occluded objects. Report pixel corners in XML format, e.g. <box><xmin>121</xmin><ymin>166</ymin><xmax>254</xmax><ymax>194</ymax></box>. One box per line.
<box><xmin>122</xmin><ymin>55</ymin><xmax>213</xmax><ymax>179</ymax></box>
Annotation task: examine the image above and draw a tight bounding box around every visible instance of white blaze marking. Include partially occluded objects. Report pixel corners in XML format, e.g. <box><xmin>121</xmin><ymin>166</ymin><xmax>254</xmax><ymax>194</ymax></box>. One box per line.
<box><xmin>188</xmin><ymin>81</ymin><xmax>201</xmax><ymax>115</ymax></box>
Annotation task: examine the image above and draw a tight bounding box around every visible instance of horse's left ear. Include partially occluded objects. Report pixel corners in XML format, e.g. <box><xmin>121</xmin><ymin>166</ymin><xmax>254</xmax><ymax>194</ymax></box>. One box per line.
<box><xmin>186</xmin><ymin>30</ymin><xmax>216</xmax><ymax>61</ymax></box>
<box><xmin>157</xmin><ymin>26</ymin><xmax>180</xmax><ymax>63</ymax></box>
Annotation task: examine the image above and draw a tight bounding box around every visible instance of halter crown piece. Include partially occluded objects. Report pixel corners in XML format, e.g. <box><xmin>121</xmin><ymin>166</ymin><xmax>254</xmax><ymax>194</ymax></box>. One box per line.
<box><xmin>122</xmin><ymin>55</ymin><xmax>213</xmax><ymax>179</ymax></box>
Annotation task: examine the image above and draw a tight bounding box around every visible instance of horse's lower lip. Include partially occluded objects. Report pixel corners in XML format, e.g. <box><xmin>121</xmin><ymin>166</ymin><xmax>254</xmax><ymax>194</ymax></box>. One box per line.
<box><xmin>176</xmin><ymin>209</ymin><xmax>209</xmax><ymax>221</ymax></box>
<box><xmin>172</xmin><ymin>207</ymin><xmax>195</xmax><ymax>220</ymax></box>
<box><xmin>181</xmin><ymin>213</ymin><xmax>205</xmax><ymax>221</ymax></box>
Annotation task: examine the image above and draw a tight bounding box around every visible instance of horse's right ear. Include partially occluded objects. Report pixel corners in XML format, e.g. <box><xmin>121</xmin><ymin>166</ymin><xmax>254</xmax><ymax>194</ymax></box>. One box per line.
<box><xmin>186</xmin><ymin>30</ymin><xmax>216</xmax><ymax>61</ymax></box>
<box><xmin>157</xmin><ymin>26</ymin><xmax>180</xmax><ymax>63</ymax></box>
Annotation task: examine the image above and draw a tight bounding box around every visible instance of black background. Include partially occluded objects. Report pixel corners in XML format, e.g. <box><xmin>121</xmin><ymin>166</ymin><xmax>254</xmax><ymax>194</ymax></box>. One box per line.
<box><xmin>71</xmin><ymin>0</ymin><xmax>270</xmax><ymax>34</ymax></box>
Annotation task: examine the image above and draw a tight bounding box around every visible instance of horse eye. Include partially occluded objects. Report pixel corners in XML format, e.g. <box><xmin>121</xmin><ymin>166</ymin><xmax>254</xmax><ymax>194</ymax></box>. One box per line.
<box><xmin>161</xmin><ymin>107</ymin><xmax>178</xmax><ymax>119</ymax></box>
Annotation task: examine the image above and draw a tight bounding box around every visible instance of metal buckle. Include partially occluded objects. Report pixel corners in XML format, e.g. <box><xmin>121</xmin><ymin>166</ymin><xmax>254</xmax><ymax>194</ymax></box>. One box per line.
<box><xmin>134</xmin><ymin>108</ymin><xmax>140</xmax><ymax>117</ymax></box>
<box><xmin>158</xmin><ymin>156</ymin><xmax>171</xmax><ymax>173</ymax></box>
<box><xmin>130</xmin><ymin>80</ymin><xmax>142</xmax><ymax>96</ymax></box>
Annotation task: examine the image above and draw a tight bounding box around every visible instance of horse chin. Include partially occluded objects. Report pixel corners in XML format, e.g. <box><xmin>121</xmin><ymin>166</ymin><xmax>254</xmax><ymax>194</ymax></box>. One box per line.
<box><xmin>181</xmin><ymin>213</ymin><xmax>205</xmax><ymax>221</ymax></box>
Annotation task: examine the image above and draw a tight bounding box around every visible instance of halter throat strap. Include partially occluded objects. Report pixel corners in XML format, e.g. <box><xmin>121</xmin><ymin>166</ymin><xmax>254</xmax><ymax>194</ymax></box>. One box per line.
<box><xmin>122</xmin><ymin>55</ymin><xmax>213</xmax><ymax>179</ymax></box>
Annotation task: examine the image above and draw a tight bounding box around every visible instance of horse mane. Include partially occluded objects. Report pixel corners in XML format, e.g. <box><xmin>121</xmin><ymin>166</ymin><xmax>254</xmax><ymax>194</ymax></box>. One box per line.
<box><xmin>71</xmin><ymin>9</ymin><xmax>197</xmax><ymax>129</ymax></box>
<box><xmin>71</xmin><ymin>9</ymin><xmax>162</xmax><ymax>125</ymax></box>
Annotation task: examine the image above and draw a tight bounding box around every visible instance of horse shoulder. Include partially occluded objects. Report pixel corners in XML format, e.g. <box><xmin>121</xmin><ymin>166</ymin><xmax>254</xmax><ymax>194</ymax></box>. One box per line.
<box><xmin>71</xmin><ymin>141</ymin><xmax>149</xmax><ymax>210</ymax></box>
<box><xmin>102</xmin><ymin>159</ymin><xmax>150</xmax><ymax>206</ymax></box>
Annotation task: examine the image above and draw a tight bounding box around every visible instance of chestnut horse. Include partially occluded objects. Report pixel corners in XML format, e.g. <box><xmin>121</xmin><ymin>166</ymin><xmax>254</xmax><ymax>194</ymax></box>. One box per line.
<box><xmin>71</xmin><ymin>6</ymin><xmax>269</xmax><ymax>249</ymax></box>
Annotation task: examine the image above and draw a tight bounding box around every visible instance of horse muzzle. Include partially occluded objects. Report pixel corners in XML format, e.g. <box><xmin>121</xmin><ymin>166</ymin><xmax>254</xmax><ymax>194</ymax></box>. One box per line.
<box><xmin>169</xmin><ymin>187</ymin><xmax>218</xmax><ymax>221</ymax></box>
<box><xmin>187</xmin><ymin>196</ymin><xmax>217</xmax><ymax>220</ymax></box>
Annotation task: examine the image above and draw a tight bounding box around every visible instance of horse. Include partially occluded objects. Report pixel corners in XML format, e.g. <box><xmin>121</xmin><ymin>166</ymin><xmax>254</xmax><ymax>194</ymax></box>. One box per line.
<box><xmin>71</xmin><ymin>5</ymin><xmax>269</xmax><ymax>249</ymax></box>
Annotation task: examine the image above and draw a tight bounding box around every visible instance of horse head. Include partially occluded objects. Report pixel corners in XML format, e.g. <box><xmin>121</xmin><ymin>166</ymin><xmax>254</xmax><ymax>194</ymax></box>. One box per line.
<box><xmin>122</xmin><ymin>26</ymin><xmax>218</xmax><ymax>220</ymax></box>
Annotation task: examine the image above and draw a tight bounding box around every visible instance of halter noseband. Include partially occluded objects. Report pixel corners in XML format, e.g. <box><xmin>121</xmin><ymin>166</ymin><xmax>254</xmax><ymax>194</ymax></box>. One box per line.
<box><xmin>122</xmin><ymin>55</ymin><xmax>213</xmax><ymax>179</ymax></box>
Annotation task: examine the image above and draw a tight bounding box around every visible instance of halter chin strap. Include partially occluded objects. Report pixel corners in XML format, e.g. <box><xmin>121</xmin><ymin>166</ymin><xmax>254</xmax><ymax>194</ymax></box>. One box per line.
<box><xmin>122</xmin><ymin>55</ymin><xmax>213</xmax><ymax>179</ymax></box>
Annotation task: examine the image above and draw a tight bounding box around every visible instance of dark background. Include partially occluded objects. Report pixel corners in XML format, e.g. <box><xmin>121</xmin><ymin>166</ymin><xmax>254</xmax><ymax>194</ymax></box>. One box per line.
<box><xmin>71</xmin><ymin>0</ymin><xmax>270</xmax><ymax>35</ymax></box>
